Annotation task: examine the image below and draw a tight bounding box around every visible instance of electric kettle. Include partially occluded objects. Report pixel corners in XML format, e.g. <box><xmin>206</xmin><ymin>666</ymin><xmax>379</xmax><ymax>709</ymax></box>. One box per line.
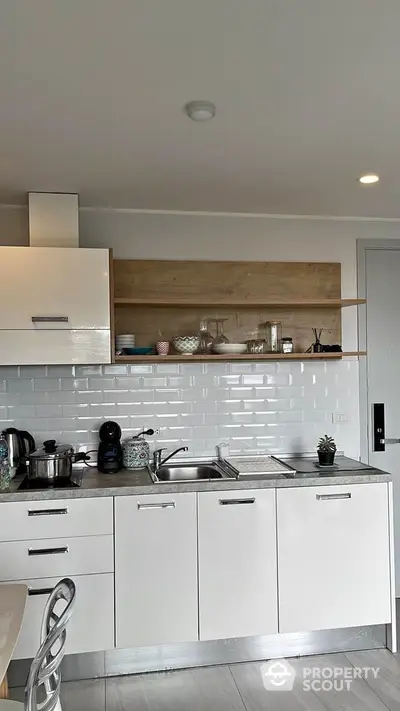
<box><xmin>3</xmin><ymin>427</ymin><xmax>35</xmax><ymax>476</ymax></box>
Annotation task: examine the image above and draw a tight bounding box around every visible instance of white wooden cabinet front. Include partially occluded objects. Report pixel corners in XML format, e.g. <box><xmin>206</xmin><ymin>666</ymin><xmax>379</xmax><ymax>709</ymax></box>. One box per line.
<box><xmin>198</xmin><ymin>489</ymin><xmax>278</xmax><ymax>640</ymax></box>
<box><xmin>10</xmin><ymin>573</ymin><xmax>114</xmax><ymax>659</ymax></box>
<box><xmin>115</xmin><ymin>493</ymin><xmax>198</xmax><ymax>648</ymax></box>
<box><xmin>0</xmin><ymin>247</ymin><xmax>111</xmax><ymax>364</ymax></box>
<box><xmin>277</xmin><ymin>483</ymin><xmax>392</xmax><ymax>633</ymax></box>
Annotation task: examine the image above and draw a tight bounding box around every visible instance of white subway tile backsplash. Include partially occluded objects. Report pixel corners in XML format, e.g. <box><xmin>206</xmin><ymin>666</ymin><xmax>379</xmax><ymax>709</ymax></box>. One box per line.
<box><xmin>242</xmin><ymin>374</ymin><xmax>265</xmax><ymax>385</ymax></box>
<box><xmin>60</xmin><ymin>378</ymin><xmax>88</xmax><ymax>391</ymax></box>
<box><xmin>89</xmin><ymin>378</ymin><xmax>115</xmax><ymax>390</ymax></box>
<box><xmin>116</xmin><ymin>403</ymin><xmax>143</xmax><ymax>415</ymax></box>
<box><xmin>20</xmin><ymin>366</ymin><xmax>47</xmax><ymax>377</ymax></box>
<box><xmin>34</xmin><ymin>378</ymin><xmax>60</xmax><ymax>391</ymax></box>
<box><xmin>7</xmin><ymin>378</ymin><xmax>33</xmax><ymax>393</ymax></box>
<box><xmin>154</xmin><ymin>388</ymin><xmax>180</xmax><ymax>402</ymax></box>
<box><xmin>76</xmin><ymin>390</ymin><xmax>103</xmax><ymax>404</ymax></box>
<box><xmin>129</xmin><ymin>365</ymin><xmax>154</xmax><ymax>374</ymax></box>
<box><xmin>104</xmin><ymin>365</ymin><xmax>128</xmax><ymax>375</ymax></box>
<box><xmin>75</xmin><ymin>365</ymin><xmax>102</xmax><ymax>376</ymax></box>
<box><xmin>47</xmin><ymin>390</ymin><xmax>74</xmax><ymax>404</ymax></box>
<box><xmin>0</xmin><ymin>361</ymin><xmax>359</xmax><ymax>457</ymax></box>
<box><xmin>230</xmin><ymin>363</ymin><xmax>253</xmax><ymax>373</ymax></box>
<box><xmin>142</xmin><ymin>377</ymin><xmax>167</xmax><ymax>388</ymax></box>
<box><xmin>7</xmin><ymin>405</ymin><xmax>35</xmax><ymax>418</ymax></box>
<box><xmin>0</xmin><ymin>367</ymin><xmax>19</xmax><ymax>377</ymax></box>
<box><xmin>154</xmin><ymin>364</ymin><xmax>180</xmax><ymax>374</ymax></box>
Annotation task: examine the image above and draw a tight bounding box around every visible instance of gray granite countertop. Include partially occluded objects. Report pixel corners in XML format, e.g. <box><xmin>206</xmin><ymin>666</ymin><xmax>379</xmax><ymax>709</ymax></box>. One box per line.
<box><xmin>0</xmin><ymin>457</ymin><xmax>391</xmax><ymax>502</ymax></box>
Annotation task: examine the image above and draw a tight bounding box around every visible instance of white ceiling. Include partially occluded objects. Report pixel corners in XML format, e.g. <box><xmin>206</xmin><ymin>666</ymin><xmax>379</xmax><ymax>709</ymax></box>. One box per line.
<box><xmin>1</xmin><ymin>1</ymin><xmax>400</xmax><ymax>216</ymax></box>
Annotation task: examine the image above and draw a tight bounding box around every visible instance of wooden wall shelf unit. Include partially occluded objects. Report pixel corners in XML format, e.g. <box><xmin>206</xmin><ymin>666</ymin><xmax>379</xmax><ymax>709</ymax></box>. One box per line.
<box><xmin>112</xmin><ymin>260</ymin><xmax>365</xmax><ymax>363</ymax></box>
<box><xmin>114</xmin><ymin>298</ymin><xmax>366</xmax><ymax>309</ymax></box>
<box><xmin>115</xmin><ymin>352</ymin><xmax>366</xmax><ymax>364</ymax></box>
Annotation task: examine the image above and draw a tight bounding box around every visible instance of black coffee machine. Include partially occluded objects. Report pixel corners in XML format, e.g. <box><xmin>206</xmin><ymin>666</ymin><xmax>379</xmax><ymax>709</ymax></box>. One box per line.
<box><xmin>97</xmin><ymin>421</ymin><xmax>123</xmax><ymax>473</ymax></box>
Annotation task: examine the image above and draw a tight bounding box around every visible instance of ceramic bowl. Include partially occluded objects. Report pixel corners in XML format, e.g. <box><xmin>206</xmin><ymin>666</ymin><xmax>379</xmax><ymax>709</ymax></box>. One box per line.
<box><xmin>213</xmin><ymin>343</ymin><xmax>247</xmax><ymax>354</ymax></box>
<box><xmin>172</xmin><ymin>335</ymin><xmax>201</xmax><ymax>355</ymax></box>
<box><xmin>123</xmin><ymin>347</ymin><xmax>153</xmax><ymax>355</ymax></box>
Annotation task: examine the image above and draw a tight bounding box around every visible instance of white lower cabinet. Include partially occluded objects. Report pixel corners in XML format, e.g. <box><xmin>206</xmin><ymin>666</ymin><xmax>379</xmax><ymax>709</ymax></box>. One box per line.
<box><xmin>198</xmin><ymin>489</ymin><xmax>278</xmax><ymax>640</ymax></box>
<box><xmin>10</xmin><ymin>573</ymin><xmax>114</xmax><ymax>659</ymax></box>
<box><xmin>115</xmin><ymin>492</ymin><xmax>198</xmax><ymax>648</ymax></box>
<box><xmin>277</xmin><ymin>483</ymin><xmax>392</xmax><ymax>633</ymax></box>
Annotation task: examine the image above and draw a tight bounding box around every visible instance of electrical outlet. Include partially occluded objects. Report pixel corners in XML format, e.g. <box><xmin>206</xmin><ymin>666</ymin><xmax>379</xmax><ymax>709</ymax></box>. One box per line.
<box><xmin>154</xmin><ymin>428</ymin><xmax>160</xmax><ymax>436</ymax></box>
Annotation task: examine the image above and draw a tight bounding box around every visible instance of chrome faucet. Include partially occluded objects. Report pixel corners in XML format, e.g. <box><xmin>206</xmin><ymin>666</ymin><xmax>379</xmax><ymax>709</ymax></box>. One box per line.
<box><xmin>153</xmin><ymin>446</ymin><xmax>188</xmax><ymax>471</ymax></box>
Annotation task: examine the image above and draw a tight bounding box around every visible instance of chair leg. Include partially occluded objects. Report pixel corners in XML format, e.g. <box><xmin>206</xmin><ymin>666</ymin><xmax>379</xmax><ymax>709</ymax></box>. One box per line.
<box><xmin>0</xmin><ymin>675</ymin><xmax>9</xmax><ymax>699</ymax></box>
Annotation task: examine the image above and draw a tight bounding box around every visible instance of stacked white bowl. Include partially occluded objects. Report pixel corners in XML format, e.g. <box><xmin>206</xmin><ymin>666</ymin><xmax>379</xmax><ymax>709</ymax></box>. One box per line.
<box><xmin>116</xmin><ymin>334</ymin><xmax>135</xmax><ymax>352</ymax></box>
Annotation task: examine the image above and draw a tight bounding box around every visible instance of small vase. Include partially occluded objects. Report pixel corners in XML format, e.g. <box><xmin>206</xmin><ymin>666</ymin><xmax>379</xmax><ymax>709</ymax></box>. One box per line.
<box><xmin>318</xmin><ymin>451</ymin><xmax>335</xmax><ymax>466</ymax></box>
<box><xmin>156</xmin><ymin>341</ymin><xmax>170</xmax><ymax>355</ymax></box>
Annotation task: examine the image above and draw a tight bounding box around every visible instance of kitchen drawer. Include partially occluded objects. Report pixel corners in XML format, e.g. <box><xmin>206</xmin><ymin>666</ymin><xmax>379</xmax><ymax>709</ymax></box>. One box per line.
<box><xmin>0</xmin><ymin>497</ymin><xmax>113</xmax><ymax>541</ymax></box>
<box><xmin>0</xmin><ymin>329</ymin><xmax>111</xmax><ymax>365</ymax></box>
<box><xmin>8</xmin><ymin>573</ymin><xmax>115</xmax><ymax>659</ymax></box>
<box><xmin>0</xmin><ymin>535</ymin><xmax>113</xmax><ymax>581</ymax></box>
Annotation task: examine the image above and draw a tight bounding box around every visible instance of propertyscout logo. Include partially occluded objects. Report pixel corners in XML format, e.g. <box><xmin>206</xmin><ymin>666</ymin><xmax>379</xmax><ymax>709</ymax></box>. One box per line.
<box><xmin>261</xmin><ymin>658</ymin><xmax>380</xmax><ymax>693</ymax></box>
<box><xmin>261</xmin><ymin>660</ymin><xmax>296</xmax><ymax>691</ymax></box>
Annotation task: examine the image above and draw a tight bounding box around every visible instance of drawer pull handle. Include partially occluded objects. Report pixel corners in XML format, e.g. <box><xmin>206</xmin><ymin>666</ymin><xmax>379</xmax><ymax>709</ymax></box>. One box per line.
<box><xmin>28</xmin><ymin>508</ymin><xmax>68</xmax><ymax>517</ymax></box>
<box><xmin>31</xmin><ymin>316</ymin><xmax>69</xmax><ymax>323</ymax></box>
<box><xmin>28</xmin><ymin>587</ymin><xmax>54</xmax><ymax>597</ymax></box>
<box><xmin>316</xmin><ymin>493</ymin><xmax>352</xmax><ymax>501</ymax></box>
<box><xmin>28</xmin><ymin>546</ymin><xmax>69</xmax><ymax>556</ymax></box>
<box><xmin>219</xmin><ymin>498</ymin><xmax>256</xmax><ymax>506</ymax></box>
<box><xmin>137</xmin><ymin>502</ymin><xmax>175</xmax><ymax>510</ymax></box>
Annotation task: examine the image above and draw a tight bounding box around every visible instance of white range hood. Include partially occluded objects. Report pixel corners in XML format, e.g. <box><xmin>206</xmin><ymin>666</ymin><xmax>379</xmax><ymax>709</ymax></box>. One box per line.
<box><xmin>28</xmin><ymin>192</ymin><xmax>79</xmax><ymax>248</ymax></box>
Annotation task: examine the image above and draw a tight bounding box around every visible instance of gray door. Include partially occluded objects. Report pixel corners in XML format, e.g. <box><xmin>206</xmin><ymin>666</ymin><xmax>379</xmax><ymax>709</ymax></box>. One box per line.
<box><xmin>361</xmin><ymin>243</ymin><xmax>400</xmax><ymax>593</ymax></box>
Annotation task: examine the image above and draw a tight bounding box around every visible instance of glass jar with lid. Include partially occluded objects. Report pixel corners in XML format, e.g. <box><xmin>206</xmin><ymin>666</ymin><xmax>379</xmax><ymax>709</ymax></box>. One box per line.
<box><xmin>265</xmin><ymin>321</ymin><xmax>282</xmax><ymax>353</ymax></box>
<box><xmin>281</xmin><ymin>337</ymin><xmax>293</xmax><ymax>353</ymax></box>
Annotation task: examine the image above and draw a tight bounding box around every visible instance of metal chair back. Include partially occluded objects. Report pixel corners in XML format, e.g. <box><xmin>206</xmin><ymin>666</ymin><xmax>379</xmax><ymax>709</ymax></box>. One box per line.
<box><xmin>24</xmin><ymin>579</ymin><xmax>76</xmax><ymax>711</ymax></box>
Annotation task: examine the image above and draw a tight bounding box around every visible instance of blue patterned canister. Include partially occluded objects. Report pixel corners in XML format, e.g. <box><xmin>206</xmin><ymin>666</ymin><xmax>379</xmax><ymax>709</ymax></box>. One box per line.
<box><xmin>122</xmin><ymin>436</ymin><xmax>150</xmax><ymax>470</ymax></box>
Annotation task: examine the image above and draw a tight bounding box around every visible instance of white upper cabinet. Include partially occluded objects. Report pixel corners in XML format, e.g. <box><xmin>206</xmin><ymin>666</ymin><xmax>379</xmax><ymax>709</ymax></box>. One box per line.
<box><xmin>0</xmin><ymin>247</ymin><xmax>111</xmax><ymax>364</ymax></box>
<box><xmin>0</xmin><ymin>247</ymin><xmax>110</xmax><ymax>330</ymax></box>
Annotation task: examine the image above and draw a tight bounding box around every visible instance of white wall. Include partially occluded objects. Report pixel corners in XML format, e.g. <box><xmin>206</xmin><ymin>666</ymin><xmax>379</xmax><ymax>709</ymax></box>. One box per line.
<box><xmin>1</xmin><ymin>205</ymin><xmax>400</xmax><ymax>459</ymax></box>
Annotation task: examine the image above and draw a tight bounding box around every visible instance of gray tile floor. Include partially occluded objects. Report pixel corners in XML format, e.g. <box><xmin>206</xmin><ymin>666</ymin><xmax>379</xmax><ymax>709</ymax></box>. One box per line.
<box><xmin>10</xmin><ymin>649</ymin><xmax>400</xmax><ymax>710</ymax></box>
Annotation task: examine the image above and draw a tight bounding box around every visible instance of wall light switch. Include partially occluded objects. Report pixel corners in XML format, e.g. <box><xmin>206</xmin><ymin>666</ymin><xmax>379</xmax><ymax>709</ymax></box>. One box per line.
<box><xmin>332</xmin><ymin>413</ymin><xmax>349</xmax><ymax>424</ymax></box>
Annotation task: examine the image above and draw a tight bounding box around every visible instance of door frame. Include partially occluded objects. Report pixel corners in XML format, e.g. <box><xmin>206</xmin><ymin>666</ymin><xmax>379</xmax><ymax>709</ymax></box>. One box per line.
<box><xmin>357</xmin><ymin>239</ymin><xmax>400</xmax><ymax>464</ymax></box>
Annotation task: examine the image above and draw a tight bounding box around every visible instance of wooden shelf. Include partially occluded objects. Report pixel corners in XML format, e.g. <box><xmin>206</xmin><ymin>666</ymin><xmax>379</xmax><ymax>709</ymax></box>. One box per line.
<box><xmin>114</xmin><ymin>298</ymin><xmax>366</xmax><ymax>309</ymax></box>
<box><xmin>114</xmin><ymin>352</ymin><xmax>366</xmax><ymax>364</ymax></box>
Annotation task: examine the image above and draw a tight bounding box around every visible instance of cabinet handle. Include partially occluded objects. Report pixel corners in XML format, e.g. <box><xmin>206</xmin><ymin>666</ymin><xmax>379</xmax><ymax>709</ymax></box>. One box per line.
<box><xmin>28</xmin><ymin>546</ymin><xmax>69</xmax><ymax>556</ymax></box>
<box><xmin>316</xmin><ymin>493</ymin><xmax>351</xmax><ymax>501</ymax></box>
<box><xmin>28</xmin><ymin>508</ymin><xmax>68</xmax><ymax>517</ymax></box>
<box><xmin>31</xmin><ymin>316</ymin><xmax>69</xmax><ymax>323</ymax></box>
<box><xmin>219</xmin><ymin>497</ymin><xmax>256</xmax><ymax>505</ymax></box>
<box><xmin>137</xmin><ymin>502</ymin><xmax>175</xmax><ymax>510</ymax></box>
<box><xmin>28</xmin><ymin>587</ymin><xmax>54</xmax><ymax>597</ymax></box>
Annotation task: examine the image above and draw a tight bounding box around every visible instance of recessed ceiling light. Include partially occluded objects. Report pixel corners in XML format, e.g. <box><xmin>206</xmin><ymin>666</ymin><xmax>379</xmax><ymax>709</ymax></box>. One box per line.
<box><xmin>185</xmin><ymin>101</ymin><xmax>216</xmax><ymax>122</ymax></box>
<box><xmin>358</xmin><ymin>174</ymin><xmax>380</xmax><ymax>184</ymax></box>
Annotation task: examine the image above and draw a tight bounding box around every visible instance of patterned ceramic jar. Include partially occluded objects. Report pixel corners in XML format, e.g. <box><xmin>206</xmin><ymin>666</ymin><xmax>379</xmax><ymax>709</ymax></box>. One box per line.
<box><xmin>156</xmin><ymin>341</ymin><xmax>170</xmax><ymax>355</ymax></box>
<box><xmin>122</xmin><ymin>436</ymin><xmax>150</xmax><ymax>470</ymax></box>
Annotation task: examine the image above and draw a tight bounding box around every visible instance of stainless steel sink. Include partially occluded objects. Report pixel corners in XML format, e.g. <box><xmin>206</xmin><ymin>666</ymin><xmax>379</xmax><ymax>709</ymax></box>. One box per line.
<box><xmin>149</xmin><ymin>460</ymin><xmax>231</xmax><ymax>483</ymax></box>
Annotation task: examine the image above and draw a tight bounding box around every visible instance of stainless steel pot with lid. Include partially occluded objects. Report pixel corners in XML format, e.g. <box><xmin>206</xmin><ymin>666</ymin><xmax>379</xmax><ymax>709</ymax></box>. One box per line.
<box><xmin>27</xmin><ymin>439</ymin><xmax>87</xmax><ymax>482</ymax></box>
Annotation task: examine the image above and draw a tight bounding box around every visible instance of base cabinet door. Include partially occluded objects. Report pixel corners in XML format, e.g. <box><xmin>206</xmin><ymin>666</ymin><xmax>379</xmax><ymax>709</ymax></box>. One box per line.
<box><xmin>198</xmin><ymin>489</ymin><xmax>278</xmax><ymax>640</ymax></box>
<box><xmin>277</xmin><ymin>483</ymin><xmax>392</xmax><ymax>633</ymax></box>
<box><xmin>115</xmin><ymin>493</ymin><xmax>198</xmax><ymax>648</ymax></box>
<box><xmin>11</xmin><ymin>573</ymin><xmax>114</xmax><ymax>659</ymax></box>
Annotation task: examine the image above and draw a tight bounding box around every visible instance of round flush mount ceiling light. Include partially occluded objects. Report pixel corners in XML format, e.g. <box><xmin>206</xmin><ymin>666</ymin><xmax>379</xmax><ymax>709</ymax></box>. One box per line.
<box><xmin>358</xmin><ymin>174</ymin><xmax>380</xmax><ymax>184</ymax></box>
<box><xmin>185</xmin><ymin>101</ymin><xmax>216</xmax><ymax>122</ymax></box>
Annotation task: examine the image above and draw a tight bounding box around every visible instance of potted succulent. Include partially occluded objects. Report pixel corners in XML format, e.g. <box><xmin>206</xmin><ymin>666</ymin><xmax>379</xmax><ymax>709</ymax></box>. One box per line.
<box><xmin>317</xmin><ymin>435</ymin><xmax>337</xmax><ymax>466</ymax></box>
